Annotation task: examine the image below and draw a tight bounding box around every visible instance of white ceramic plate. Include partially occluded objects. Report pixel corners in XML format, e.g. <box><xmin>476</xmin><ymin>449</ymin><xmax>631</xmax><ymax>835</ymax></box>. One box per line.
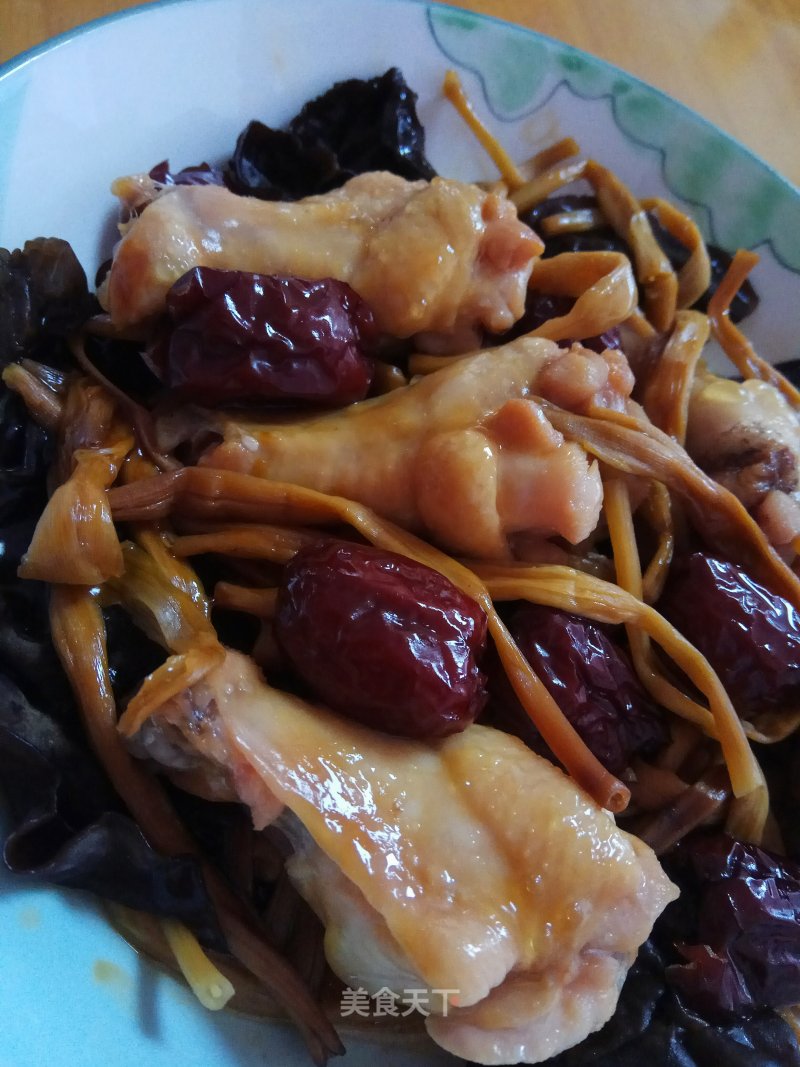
<box><xmin>1</xmin><ymin>2</ymin><xmax>799</xmax><ymax>1065</ymax></box>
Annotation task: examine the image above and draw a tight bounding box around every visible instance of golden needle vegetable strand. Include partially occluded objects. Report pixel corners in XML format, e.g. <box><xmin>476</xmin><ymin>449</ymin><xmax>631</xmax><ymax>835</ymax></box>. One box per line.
<box><xmin>474</xmin><ymin>562</ymin><xmax>766</xmax><ymax>823</ymax></box>
<box><xmin>442</xmin><ymin>69</ymin><xmax>526</xmax><ymax>190</ymax></box>
<box><xmin>708</xmin><ymin>250</ymin><xmax>800</xmax><ymax>407</ymax></box>
<box><xmin>161</xmin><ymin>920</ymin><xmax>235</xmax><ymax>1011</ymax></box>
<box><xmin>539</xmin><ymin>400</ymin><xmax>800</xmax><ymax>608</ymax></box>
<box><xmin>603</xmin><ymin>478</ymin><xmax>714</xmax><ymax>734</ymax></box>
<box><xmin>49</xmin><ymin>584</ymin><xmax>343</xmax><ymax>1064</ymax></box>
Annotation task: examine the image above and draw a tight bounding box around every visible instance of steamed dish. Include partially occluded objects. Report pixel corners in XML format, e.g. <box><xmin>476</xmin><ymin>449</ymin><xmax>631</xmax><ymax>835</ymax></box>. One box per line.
<box><xmin>2</xmin><ymin>67</ymin><xmax>800</xmax><ymax>1067</ymax></box>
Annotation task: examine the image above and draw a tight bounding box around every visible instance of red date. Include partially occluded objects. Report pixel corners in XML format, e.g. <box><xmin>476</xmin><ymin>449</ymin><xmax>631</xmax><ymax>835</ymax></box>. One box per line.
<box><xmin>151</xmin><ymin>267</ymin><xmax>376</xmax><ymax>407</ymax></box>
<box><xmin>659</xmin><ymin>554</ymin><xmax>800</xmax><ymax>716</ymax></box>
<box><xmin>275</xmin><ymin>541</ymin><xmax>488</xmax><ymax>738</ymax></box>
<box><xmin>488</xmin><ymin>604</ymin><xmax>667</xmax><ymax>774</ymax></box>
<box><xmin>667</xmin><ymin>834</ymin><xmax>800</xmax><ymax>1016</ymax></box>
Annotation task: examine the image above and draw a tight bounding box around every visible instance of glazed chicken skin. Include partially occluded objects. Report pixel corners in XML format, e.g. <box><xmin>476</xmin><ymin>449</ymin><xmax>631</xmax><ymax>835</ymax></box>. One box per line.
<box><xmin>686</xmin><ymin>370</ymin><xmax>800</xmax><ymax>547</ymax></box>
<box><xmin>126</xmin><ymin>649</ymin><xmax>677</xmax><ymax>1065</ymax></box>
<box><xmin>204</xmin><ymin>337</ymin><xmax>631</xmax><ymax>558</ymax></box>
<box><xmin>100</xmin><ymin>172</ymin><xmax>542</xmax><ymax>341</ymax></box>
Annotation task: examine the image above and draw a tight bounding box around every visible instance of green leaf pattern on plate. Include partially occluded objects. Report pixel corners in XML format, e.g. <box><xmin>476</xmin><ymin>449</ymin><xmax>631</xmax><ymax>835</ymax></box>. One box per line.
<box><xmin>429</xmin><ymin>5</ymin><xmax>800</xmax><ymax>270</ymax></box>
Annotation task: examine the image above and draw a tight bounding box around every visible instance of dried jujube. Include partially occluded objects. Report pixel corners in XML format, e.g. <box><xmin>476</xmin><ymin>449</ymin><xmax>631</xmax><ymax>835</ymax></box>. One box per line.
<box><xmin>275</xmin><ymin>540</ymin><xmax>487</xmax><ymax>738</ymax></box>
<box><xmin>152</xmin><ymin>267</ymin><xmax>376</xmax><ymax>407</ymax></box>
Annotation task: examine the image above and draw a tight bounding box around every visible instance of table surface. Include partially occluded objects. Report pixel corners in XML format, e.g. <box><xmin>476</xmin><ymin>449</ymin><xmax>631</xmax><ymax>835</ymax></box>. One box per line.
<box><xmin>1</xmin><ymin>0</ymin><xmax>799</xmax><ymax>187</ymax></box>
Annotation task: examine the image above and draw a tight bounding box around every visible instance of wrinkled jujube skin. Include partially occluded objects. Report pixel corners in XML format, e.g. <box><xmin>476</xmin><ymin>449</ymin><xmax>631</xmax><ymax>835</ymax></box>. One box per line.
<box><xmin>659</xmin><ymin>554</ymin><xmax>800</xmax><ymax>718</ymax></box>
<box><xmin>275</xmin><ymin>540</ymin><xmax>488</xmax><ymax>738</ymax></box>
<box><xmin>488</xmin><ymin>603</ymin><xmax>668</xmax><ymax>775</ymax></box>
<box><xmin>151</xmin><ymin>267</ymin><xmax>377</xmax><ymax>407</ymax></box>
<box><xmin>666</xmin><ymin>834</ymin><xmax>800</xmax><ymax>1018</ymax></box>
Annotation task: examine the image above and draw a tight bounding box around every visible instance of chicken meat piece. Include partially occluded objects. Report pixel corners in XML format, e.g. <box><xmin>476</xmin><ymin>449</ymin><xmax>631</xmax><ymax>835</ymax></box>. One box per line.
<box><xmin>99</xmin><ymin>172</ymin><xmax>542</xmax><ymax>342</ymax></box>
<box><xmin>125</xmin><ymin>649</ymin><xmax>677</xmax><ymax>1065</ymax></box>
<box><xmin>285</xmin><ymin>819</ymin><xmax>652</xmax><ymax>1064</ymax></box>
<box><xmin>202</xmin><ymin>338</ymin><xmax>631</xmax><ymax>558</ymax></box>
<box><xmin>686</xmin><ymin>371</ymin><xmax>800</xmax><ymax>546</ymax></box>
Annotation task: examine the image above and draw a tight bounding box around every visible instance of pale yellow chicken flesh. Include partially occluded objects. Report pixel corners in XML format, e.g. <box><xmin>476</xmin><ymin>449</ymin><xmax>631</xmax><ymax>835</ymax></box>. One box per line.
<box><xmin>203</xmin><ymin>338</ymin><xmax>629</xmax><ymax>558</ymax></box>
<box><xmin>99</xmin><ymin>172</ymin><xmax>541</xmax><ymax>340</ymax></box>
<box><xmin>128</xmin><ymin>649</ymin><xmax>677</xmax><ymax>1064</ymax></box>
<box><xmin>686</xmin><ymin>371</ymin><xmax>800</xmax><ymax>547</ymax></box>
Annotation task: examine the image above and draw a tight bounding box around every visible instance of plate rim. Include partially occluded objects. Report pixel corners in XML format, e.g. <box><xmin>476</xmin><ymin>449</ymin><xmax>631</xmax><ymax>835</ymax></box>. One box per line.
<box><xmin>0</xmin><ymin>0</ymin><xmax>798</xmax><ymax>202</ymax></box>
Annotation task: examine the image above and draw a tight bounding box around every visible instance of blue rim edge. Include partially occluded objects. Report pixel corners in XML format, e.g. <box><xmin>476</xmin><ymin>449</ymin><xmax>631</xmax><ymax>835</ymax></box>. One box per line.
<box><xmin>1</xmin><ymin>0</ymin><xmax>798</xmax><ymax>211</ymax></box>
